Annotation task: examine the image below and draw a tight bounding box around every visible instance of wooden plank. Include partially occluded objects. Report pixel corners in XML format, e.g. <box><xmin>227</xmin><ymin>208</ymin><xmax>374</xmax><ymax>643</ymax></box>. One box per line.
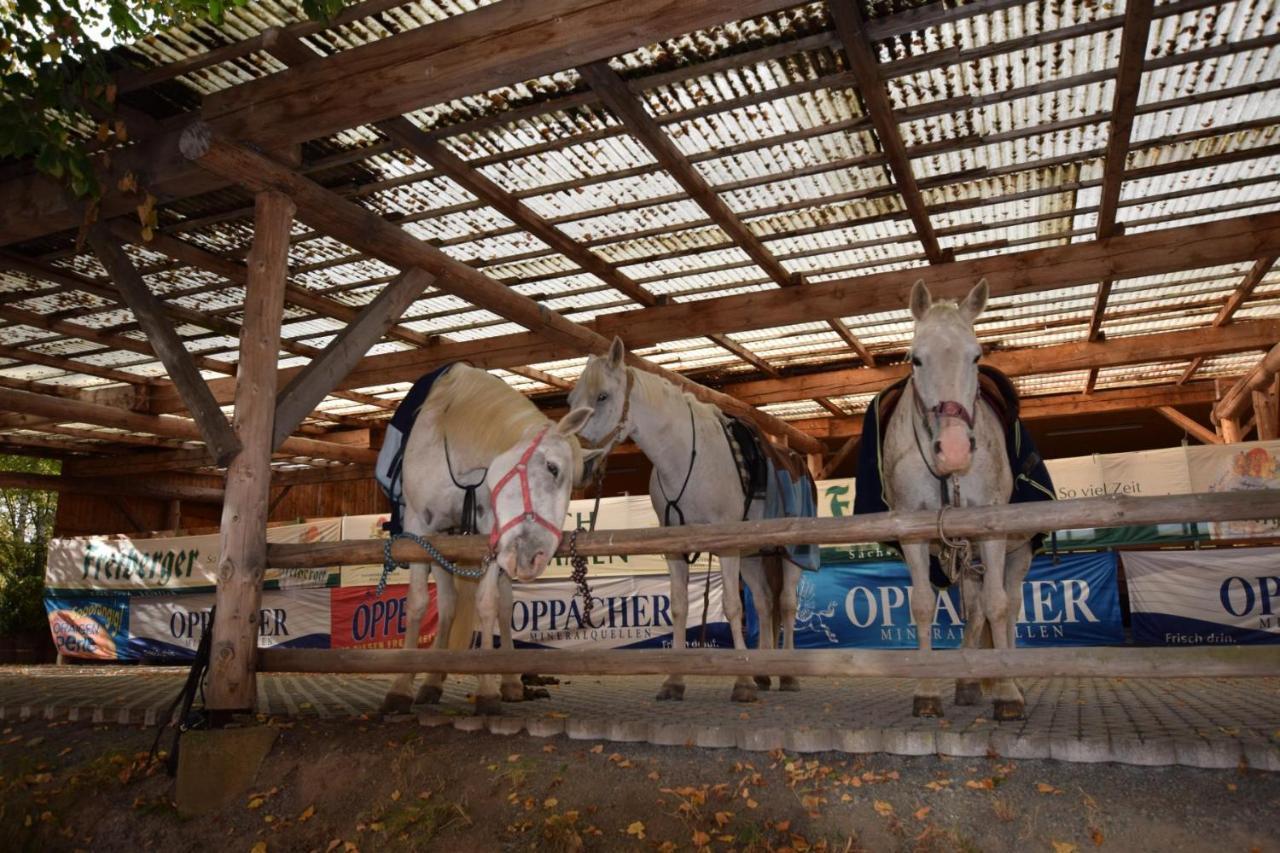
<box><xmin>0</xmin><ymin>470</ymin><xmax>223</xmax><ymax>503</ymax></box>
<box><xmin>1154</xmin><ymin>406</ymin><xmax>1221</xmax><ymax>445</ymax></box>
<box><xmin>829</xmin><ymin>0</ymin><xmax>942</xmax><ymax>263</ymax></box>
<box><xmin>1215</xmin><ymin>340</ymin><xmax>1280</xmax><ymax>421</ymax></box>
<box><xmin>259</xmin><ymin>645</ymin><xmax>1280</xmax><ymax>679</ymax></box>
<box><xmin>1179</xmin><ymin>255</ymin><xmax>1279</xmax><ymax>384</ymax></box>
<box><xmin>722</xmin><ymin>322</ymin><xmax>1280</xmax><ymax>406</ymax></box>
<box><xmin>0</xmin><ymin>386</ymin><xmax>376</xmax><ymax>464</ymax></box>
<box><xmin>0</xmin><ymin>342</ymin><xmax>156</xmax><ymax>387</ymax></box>
<box><xmin>1097</xmin><ymin>0</ymin><xmax>1155</xmax><ymax>237</ymax></box>
<box><xmin>208</xmin><ymin>190</ymin><xmax>294</xmax><ymax>713</ymax></box>
<box><xmin>1253</xmin><ymin>389</ymin><xmax>1279</xmax><ymax>440</ymax></box>
<box><xmin>86</xmin><ymin>226</ymin><xmax>241</xmax><ymax>465</ymax></box>
<box><xmin>593</xmin><ymin>211</ymin><xmax>1280</xmax><ymax>346</ymax></box>
<box><xmin>267</xmin><ymin>490</ymin><xmax>1280</xmax><ymax>568</ymax></box>
<box><xmin>272</xmin><ymin>268</ymin><xmax>435</xmax><ymax>447</ymax></box>
<box><xmin>179</xmin><ymin>122</ymin><xmax>821</xmax><ymax>453</ymax></box>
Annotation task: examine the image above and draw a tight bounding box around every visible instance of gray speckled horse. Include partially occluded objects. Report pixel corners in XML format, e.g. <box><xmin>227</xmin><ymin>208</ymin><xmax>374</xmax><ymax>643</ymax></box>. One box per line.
<box><xmin>883</xmin><ymin>279</ymin><xmax>1032</xmax><ymax>721</ymax></box>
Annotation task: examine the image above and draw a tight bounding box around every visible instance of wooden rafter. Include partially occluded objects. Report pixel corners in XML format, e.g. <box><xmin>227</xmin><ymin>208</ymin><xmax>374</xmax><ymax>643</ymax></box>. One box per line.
<box><xmin>828</xmin><ymin>0</ymin><xmax>942</xmax><ymax>264</ymax></box>
<box><xmin>1154</xmin><ymin>406</ymin><xmax>1221</xmax><ymax>445</ymax></box>
<box><xmin>1180</xmin><ymin>254</ymin><xmax>1279</xmax><ymax>384</ymax></box>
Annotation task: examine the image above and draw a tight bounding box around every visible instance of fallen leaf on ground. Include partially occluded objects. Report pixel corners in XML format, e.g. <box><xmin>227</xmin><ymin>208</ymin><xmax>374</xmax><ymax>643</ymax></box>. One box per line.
<box><xmin>1090</xmin><ymin>828</ymin><xmax>1104</xmax><ymax>846</ymax></box>
<box><xmin>1051</xmin><ymin>842</ymin><xmax>1078</xmax><ymax>853</ymax></box>
<box><xmin>965</xmin><ymin>778</ymin><xmax>995</xmax><ymax>790</ymax></box>
<box><xmin>626</xmin><ymin>821</ymin><xmax>645</xmax><ymax>839</ymax></box>
<box><xmin>1036</xmin><ymin>783</ymin><xmax>1061</xmax><ymax>794</ymax></box>
<box><xmin>544</xmin><ymin>798</ymin><xmax>558</xmax><ymax>809</ymax></box>
<box><xmin>914</xmin><ymin>806</ymin><xmax>931</xmax><ymax>821</ymax></box>
<box><xmin>590</xmin><ymin>745</ymin><xmax>604</xmax><ymax>754</ymax></box>
<box><xmin>298</xmin><ymin>805</ymin><xmax>315</xmax><ymax>822</ymax></box>
<box><xmin>692</xmin><ymin>830</ymin><xmax>711</xmax><ymax>847</ymax></box>
<box><xmin>507</xmin><ymin>754</ymin><xmax>521</xmax><ymax>763</ymax></box>
<box><xmin>250</xmin><ymin>843</ymin><xmax>267</xmax><ymax>853</ymax></box>
<box><xmin>873</xmin><ymin>800</ymin><xmax>894</xmax><ymax>817</ymax></box>
<box><xmin>248</xmin><ymin>797</ymin><xmax>265</xmax><ymax>810</ymax></box>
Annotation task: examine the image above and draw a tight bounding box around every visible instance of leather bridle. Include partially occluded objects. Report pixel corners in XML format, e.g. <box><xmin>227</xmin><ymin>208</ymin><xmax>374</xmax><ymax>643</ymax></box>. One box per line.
<box><xmin>577</xmin><ymin>368</ymin><xmax>634</xmax><ymax>454</ymax></box>
<box><xmin>487</xmin><ymin>425</ymin><xmax>564</xmax><ymax>557</ymax></box>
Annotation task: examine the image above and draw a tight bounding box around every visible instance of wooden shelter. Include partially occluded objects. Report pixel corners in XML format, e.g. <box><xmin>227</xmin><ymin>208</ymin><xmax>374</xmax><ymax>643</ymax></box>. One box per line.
<box><xmin>2</xmin><ymin>0</ymin><xmax>1280</xmax><ymax>708</ymax></box>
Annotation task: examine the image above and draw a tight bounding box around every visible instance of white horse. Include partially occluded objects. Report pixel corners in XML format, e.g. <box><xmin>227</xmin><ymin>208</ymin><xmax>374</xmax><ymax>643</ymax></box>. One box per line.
<box><xmin>380</xmin><ymin>364</ymin><xmax>602</xmax><ymax>715</ymax></box>
<box><xmin>883</xmin><ymin>278</ymin><xmax>1033</xmax><ymax>720</ymax></box>
<box><xmin>568</xmin><ymin>338</ymin><xmax>804</xmax><ymax>703</ymax></box>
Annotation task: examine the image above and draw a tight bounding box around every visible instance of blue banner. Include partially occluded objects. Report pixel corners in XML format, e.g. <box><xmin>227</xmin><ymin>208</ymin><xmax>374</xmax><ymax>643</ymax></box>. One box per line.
<box><xmin>792</xmin><ymin>552</ymin><xmax>1123</xmax><ymax>649</ymax></box>
<box><xmin>45</xmin><ymin>594</ymin><xmax>130</xmax><ymax>660</ymax></box>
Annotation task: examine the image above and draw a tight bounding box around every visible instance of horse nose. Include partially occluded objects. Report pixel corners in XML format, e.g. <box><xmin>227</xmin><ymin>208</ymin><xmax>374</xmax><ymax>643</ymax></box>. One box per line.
<box><xmin>933</xmin><ymin>440</ymin><xmax>942</xmax><ymax>455</ymax></box>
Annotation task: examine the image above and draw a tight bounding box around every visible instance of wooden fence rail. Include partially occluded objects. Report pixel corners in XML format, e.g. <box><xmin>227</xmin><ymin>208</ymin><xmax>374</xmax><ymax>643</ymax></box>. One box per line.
<box><xmin>258</xmin><ymin>647</ymin><xmax>1280</xmax><ymax>678</ymax></box>
<box><xmin>266</xmin><ymin>491</ymin><xmax>1280</xmax><ymax>568</ymax></box>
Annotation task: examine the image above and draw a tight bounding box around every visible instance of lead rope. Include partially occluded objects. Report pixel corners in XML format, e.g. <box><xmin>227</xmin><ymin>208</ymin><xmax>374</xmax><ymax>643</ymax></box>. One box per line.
<box><xmin>379</xmin><ymin>532</ymin><xmax>488</xmax><ymax>597</ymax></box>
<box><xmin>567</xmin><ymin>457</ymin><xmax>607</xmax><ymax>630</ymax></box>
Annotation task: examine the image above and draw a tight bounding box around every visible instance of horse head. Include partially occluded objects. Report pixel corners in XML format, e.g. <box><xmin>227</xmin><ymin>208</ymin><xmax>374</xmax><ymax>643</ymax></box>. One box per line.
<box><xmin>484</xmin><ymin>408</ymin><xmax>602</xmax><ymax>582</ymax></box>
<box><xmin>566</xmin><ymin>335</ymin><xmax>632</xmax><ymax>484</ymax></box>
<box><xmin>908</xmin><ymin>277</ymin><xmax>989</xmax><ymax>476</ymax></box>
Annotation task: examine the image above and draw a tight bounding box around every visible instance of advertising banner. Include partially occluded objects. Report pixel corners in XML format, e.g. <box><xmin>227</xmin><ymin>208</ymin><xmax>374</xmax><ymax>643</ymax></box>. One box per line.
<box><xmin>1125</xmin><ymin>546</ymin><xmax>1280</xmax><ymax>645</ymax></box>
<box><xmin>45</xmin><ymin>594</ymin><xmax>130</xmax><ymax>660</ymax></box>
<box><xmin>330</xmin><ymin>584</ymin><xmax>438</xmax><ymax>650</ymax></box>
<box><xmin>45</xmin><ymin>519</ymin><xmax>342</xmax><ymax>594</ymax></box>
<box><xmin>1187</xmin><ymin>442</ymin><xmax>1280</xmax><ymax>540</ymax></box>
<box><xmin>791</xmin><ymin>552</ymin><xmax>1122</xmax><ymax>649</ymax></box>
<box><xmin>511</xmin><ymin>572</ymin><xmax>755</xmax><ymax>650</ymax></box>
<box><xmin>125</xmin><ymin>588</ymin><xmax>331</xmax><ymax>661</ymax></box>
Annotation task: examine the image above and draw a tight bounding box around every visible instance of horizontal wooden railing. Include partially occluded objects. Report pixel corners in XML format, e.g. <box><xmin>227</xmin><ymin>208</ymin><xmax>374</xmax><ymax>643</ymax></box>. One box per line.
<box><xmin>266</xmin><ymin>491</ymin><xmax>1280</xmax><ymax>568</ymax></box>
<box><xmin>257</xmin><ymin>647</ymin><xmax>1280</xmax><ymax>678</ymax></box>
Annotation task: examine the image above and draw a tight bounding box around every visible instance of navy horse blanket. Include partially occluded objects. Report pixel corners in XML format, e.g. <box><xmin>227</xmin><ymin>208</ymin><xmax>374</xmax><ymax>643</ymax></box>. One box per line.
<box><xmin>375</xmin><ymin>362</ymin><xmax>456</xmax><ymax>535</ymax></box>
<box><xmin>853</xmin><ymin>365</ymin><xmax>1055</xmax><ymax>584</ymax></box>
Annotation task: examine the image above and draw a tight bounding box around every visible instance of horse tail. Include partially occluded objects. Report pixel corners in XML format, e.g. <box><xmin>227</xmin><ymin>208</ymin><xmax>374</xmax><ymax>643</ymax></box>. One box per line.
<box><xmin>448</xmin><ymin>575</ymin><xmax>480</xmax><ymax>650</ymax></box>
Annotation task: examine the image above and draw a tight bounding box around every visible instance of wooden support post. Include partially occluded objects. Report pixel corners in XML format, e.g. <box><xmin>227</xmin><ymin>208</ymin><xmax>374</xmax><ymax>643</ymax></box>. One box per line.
<box><xmin>166</xmin><ymin>499</ymin><xmax>182</xmax><ymax>532</ymax></box>
<box><xmin>820</xmin><ymin>433</ymin><xmax>861</xmax><ymax>479</ymax></box>
<box><xmin>806</xmin><ymin>453</ymin><xmax>823</xmax><ymax>481</ymax></box>
<box><xmin>1253</xmin><ymin>388</ymin><xmax>1279</xmax><ymax>440</ymax></box>
<box><xmin>272</xmin><ymin>268</ymin><xmax>435</xmax><ymax>447</ymax></box>
<box><xmin>1220</xmin><ymin>417</ymin><xmax>1243</xmax><ymax>443</ymax></box>
<box><xmin>208</xmin><ymin>191</ymin><xmax>294</xmax><ymax>714</ymax></box>
<box><xmin>85</xmin><ymin>226</ymin><xmax>242</xmax><ymax>464</ymax></box>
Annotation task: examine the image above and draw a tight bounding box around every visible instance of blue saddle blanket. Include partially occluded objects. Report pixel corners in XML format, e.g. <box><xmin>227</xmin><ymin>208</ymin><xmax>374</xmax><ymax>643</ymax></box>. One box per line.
<box><xmin>764</xmin><ymin>458</ymin><xmax>821</xmax><ymax>572</ymax></box>
<box><xmin>375</xmin><ymin>363</ymin><xmax>455</xmax><ymax>535</ymax></box>
<box><xmin>853</xmin><ymin>366</ymin><xmax>1055</xmax><ymax>571</ymax></box>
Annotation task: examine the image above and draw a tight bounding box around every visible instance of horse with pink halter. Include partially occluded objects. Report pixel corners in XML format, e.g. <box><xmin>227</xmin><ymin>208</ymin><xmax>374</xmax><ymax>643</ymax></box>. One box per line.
<box><xmin>379</xmin><ymin>364</ymin><xmax>602</xmax><ymax>715</ymax></box>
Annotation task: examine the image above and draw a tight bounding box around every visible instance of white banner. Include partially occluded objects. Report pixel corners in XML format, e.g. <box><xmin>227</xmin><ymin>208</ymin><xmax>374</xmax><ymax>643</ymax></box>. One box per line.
<box><xmin>127</xmin><ymin>588</ymin><xmax>332</xmax><ymax>660</ymax></box>
<box><xmin>511</xmin><ymin>572</ymin><xmax>740</xmax><ymax>649</ymax></box>
<box><xmin>46</xmin><ymin>519</ymin><xmax>342</xmax><ymax>593</ymax></box>
<box><xmin>1187</xmin><ymin>443</ymin><xmax>1280</xmax><ymax>539</ymax></box>
<box><xmin>1124</xmin><ymin>546</ymin><xmax>1280</xmax><ymax>645</ymax></box>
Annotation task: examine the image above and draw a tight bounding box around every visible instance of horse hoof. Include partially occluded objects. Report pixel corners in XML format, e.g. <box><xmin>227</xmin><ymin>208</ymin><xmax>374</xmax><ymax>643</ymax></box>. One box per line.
<box><xmin>912</xmin><ymin>696</ymin><xmax>944</xmax><ymax>718</ymax></box>
<box><xmin>779</xmin><ymin>676</ymin><xmax>800</xmax><ymax>692</ymax></box>
<box><xmin>954</xmin><ymin>681</ymin><xmax>983</xmax><ymax>706</ymax></box>
<box><xmin>415</xmin><ymin>684</ymin><xmax>443</xmax><ymax>705</ymax></box>
<box><xmin>993</xmin><ymin>699</ymin><xmax>1025</xmax><ymax>722</ymax></box>
<box><xmin>522</xmin><ymin>673</ymin><xmax>560</xmax><ymax>686</ymax></box>
<box><xmin>500</xmin><ymin>680</ymin><xmax>526</xmax><ymax>702</ymax></box>
<box><xmin>731</xmin><ymin>683</ymin><xmax>759</xmax><ymax>703</ymax></box>
<box><xmin>381</xmin><ymin>692</ymin><xmax>414</xmax><ymax>714</ymax></box>
<box><xmin>523</xmin><ymin>686</ymin><xmax>551</xmax><ymax>701</ymax></box>
<box><xmin>754</xmin><ymin>676</ymin><xmax>772</xmax><ymax>690</ymax></box>
<box><xmin>475</xmin><ymin>695</ymin><xmax>503</xmax><ymax>716</ymax></box>
<box><xmin>656</xmin><ymin>683</ymin><xmax>685</xmax><ymax>702</ymax></box>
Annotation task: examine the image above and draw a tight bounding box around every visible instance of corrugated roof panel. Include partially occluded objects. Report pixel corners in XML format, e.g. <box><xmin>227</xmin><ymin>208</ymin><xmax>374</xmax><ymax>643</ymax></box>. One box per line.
<box><xmin>555</xmin><ymin>198</ymin><xmax>713</xmax><ymax>244</ymax></box>
<box><xmin>1094</xmin><ymin>359</ymin><xmax>1189</xmax><ymax>389</ymax></box>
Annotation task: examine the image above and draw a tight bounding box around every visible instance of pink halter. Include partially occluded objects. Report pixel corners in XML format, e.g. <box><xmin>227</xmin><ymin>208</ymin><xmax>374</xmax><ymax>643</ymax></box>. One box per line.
<box><xmin>487</xmin><ymin>425</ymin><xmax>565</xmax><ymax>555</ymax></box>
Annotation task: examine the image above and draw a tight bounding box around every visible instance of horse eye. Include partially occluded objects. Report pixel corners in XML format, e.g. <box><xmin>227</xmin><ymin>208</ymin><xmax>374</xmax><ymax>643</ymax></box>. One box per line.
<box><xmin>911</xmin><ymin>355</ymin><xmax>922</xmax><ymax>367</ymax></box>
<box><xmin>596</xmin><ymin>392</ymin><xmax>609</xmax><ymax>403</ymax></box>
<box><xmin>546</xmin><ymin>461</ymin><xmax>560</xmax><ymax>478</ymax></box>
<box><xmin>972</xmin><ymin>354</ymin><xmax>980</xmax><ymax>364</ymax></box>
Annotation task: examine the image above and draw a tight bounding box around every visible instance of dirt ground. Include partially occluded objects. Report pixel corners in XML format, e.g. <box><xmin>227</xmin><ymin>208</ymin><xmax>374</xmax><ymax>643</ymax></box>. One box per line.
<box><xmin>1</xmin><ymin>714</ymin><xmax>1277</xmax><ymax>853</ymax></box>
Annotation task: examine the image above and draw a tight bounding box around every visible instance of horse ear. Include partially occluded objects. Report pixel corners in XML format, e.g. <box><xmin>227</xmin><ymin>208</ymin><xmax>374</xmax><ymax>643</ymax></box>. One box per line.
<box><xmin>607</xmin><ymin>336</ymin><xmax>626</xmax><ymax>369</ymax></box>
<box><xmin>961</xmin><ymin>278</ymin><xmax>989</xmax><ymax>322</ymax></box>
<box><xmin>581</xmin><ymin>447</ymin><xmax>607</xmax><ymax>467</ymax></box>
<box><xmin>556</xmin><ymin>406</ymin><xmax>594</xmax><ymax>437</ymax></box>
<box><xmin>909</xmin><ymin>278</ymin><xmax>931</xmax><ymax>320</ymax></box>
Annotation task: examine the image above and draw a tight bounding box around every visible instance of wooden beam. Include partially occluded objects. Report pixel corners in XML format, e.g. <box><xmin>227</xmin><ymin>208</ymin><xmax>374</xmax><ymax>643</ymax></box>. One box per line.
<box><xmin>209</xmin><ymin>190</ymin><xmax>294</xmax><ymax>713</ymax></box>
<box><xmin>819</xmin><ymin>433</ymin><xmax>860</xmax><ymax>479</ymax></box>
<box><xmin>273</xmin><ymin>268</ymin><xmax>435</xmax><ymax>447</ymax></box>
<box><xmin>1253</xmin><ymin>388</ymin><xmax>1279</xmax><ymax>440</ymax></box>
<box><xmin>85</xmin><ymin>225</ymin><xmax>241</xmax><ymax>465</ymax></box>
<box><xmin>0</xmin><ymin>386</ymin><xmax>375</xmax><ymax>464</ymax></box>
<box><xmin>269</xmin><ymin>490</ymin><xmax>1280</xmax><ymax>567</ymax></box>
<box><xmin>179</xmin><ymin>122</ymin><xmax>821</xmax><ymax>453</ymax></box>
<box><xmin>1181</xmin><ymin>254</ymin><xmax>1279</xmax><ymax>384</ymax></box>
<box><xmin>1154</xmin><ymin>406</ymin><xmax>1221</xmax><ymax>444</ymax></box>
<box><xmin>828</xmin><ymin>0</ymin><xmax>942</xmax><ymax>263</ymax></box>
<box><xmin>1215</xmin><ymin>340</ymin><xmax>1280</xmax><ymax>422</ymax></box>
<box><xmin>577</xmin><ymin>61</ymin><xmax>877</xmax><ymax>365</ymax></box>
<box><xmin>1097</xmin><ymin>0</ymin><xmax>1155</xmax><ymax>237</ymax></box>
<box><xmin>0</xmin><ymin>470</ymin><xmax>222</xmax><ymax>503</ymax></box>
<box><xmin>724</xmin><ymin>322</ymin><xmax>1280</xmax><ymax>406</ymax></box>
<box><xmin>0</xmin><ymin>342</ymin><xmax>156</xmax><ymax>387</ymax></box>
<box><xmin>593</xmin><ymin>211</ymin><xmax>1280</xmax><ymax>347</ymax></box>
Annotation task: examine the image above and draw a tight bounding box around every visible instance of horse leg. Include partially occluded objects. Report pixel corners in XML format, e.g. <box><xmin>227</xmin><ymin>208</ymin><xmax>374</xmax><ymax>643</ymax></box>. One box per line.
<box><xmin>977</xmin><ymin>537</ymin><xmax>1021</xmax><ymax>720</ymax></box>
<box><xmin>741</xmin><ymin>557</ymin><xmax>773</xmax><ymax>690</ymax></box>
<box><xmin>903</xmin><ymin>541</ymin><xmax>942</xmax><ymax>716</ymax></box>
<box><xmin>721</xmin><ymin>554</ymin><xmax>758</xmax><ymax>703</ymax></box>
<box><xmin>954</xmin><ymin>571</ymin><xmax>987</xmax><ymax>706</ymax></box>
<box><xmin>496</xmin><ymin>572</ymin><xmax>546</xmax><ymax>701</ymax></box>
<box><xmin>657</xmin><ymin>557</ymin><xmax>689</xmax><ymax>701</ymax></box>
<box><xmin>381</xmin><ymin>561</ymin><xmax>430</xmax><ymax>714</ymax></box>
<box><xmin>778</xmin><ymin>559</ymin><xmax>802</xmax><ymax>692</ymax></box>
<box><xmin>415</xmin><ymin>567</ymin><xmax>456</xmax><ymax>705</ymax></box>
<box><xmin>473</xmin><ymin>563</ymin><xmax>503</xmax><ymax>716</ymax></box>
<box><xmin>1001</xmin><ymin>542</ymin><xmax>1034</xmax><ymax>711</ymax></box>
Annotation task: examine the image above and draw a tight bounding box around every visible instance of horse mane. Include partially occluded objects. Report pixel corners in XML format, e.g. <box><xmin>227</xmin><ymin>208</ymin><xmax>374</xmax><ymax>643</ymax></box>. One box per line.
<box><xmin>431</xmin><ymin>364</ymin><xmax>585</xmax><ymax>471</ymax></box>
<box><xmin>628</xmin><ymin>366</ymin><xmax>722</xmax><ymax>422</ymax></box>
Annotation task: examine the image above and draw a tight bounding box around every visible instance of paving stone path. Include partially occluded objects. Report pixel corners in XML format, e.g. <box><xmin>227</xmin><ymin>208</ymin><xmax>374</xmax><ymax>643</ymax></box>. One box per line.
<box><xmin>2</xmin><ymin>666</ymin><xmax>1277</xmax><ymax>771</ymax></box>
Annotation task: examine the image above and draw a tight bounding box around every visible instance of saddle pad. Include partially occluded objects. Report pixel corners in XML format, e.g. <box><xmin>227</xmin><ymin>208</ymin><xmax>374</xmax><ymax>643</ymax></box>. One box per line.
<box><xmin>376</xmin><ymin>362</ymin><xmax>456</xmax><ymax>535</ymax></box>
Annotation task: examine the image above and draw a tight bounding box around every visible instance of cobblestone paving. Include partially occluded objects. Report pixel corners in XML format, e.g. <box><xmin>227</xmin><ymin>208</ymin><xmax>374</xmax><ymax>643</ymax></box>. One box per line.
<box><xmin>2</xmin><ymin>666</ymin><xmax>1277</xmax><ymax>770</ymax></box>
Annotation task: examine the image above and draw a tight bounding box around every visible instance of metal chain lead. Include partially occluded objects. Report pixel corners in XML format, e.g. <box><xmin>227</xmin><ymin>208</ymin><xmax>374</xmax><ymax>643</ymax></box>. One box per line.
<box><xmin>567</xmin><ymin>529</ymin><xmax>599</xmax><ymax>629</ymax></box>
<box><xmin>378</xmin><ymin>531</ymin><xmax>487</xmax><ymax>597</ymax></box>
